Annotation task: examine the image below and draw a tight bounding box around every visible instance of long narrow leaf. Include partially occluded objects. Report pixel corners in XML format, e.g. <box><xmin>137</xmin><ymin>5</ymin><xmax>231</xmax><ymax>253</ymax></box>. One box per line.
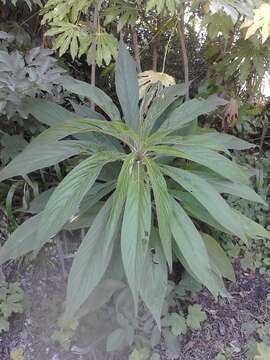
<box><xmin>140</xmin><ymin>228</ymin><xmax>167</xmax><ymax>329</ymax></box>
<box><xmin>65</xmin><ymin>197</ymin><xmax>119</xmax><ymax>319</ymax></box>
<box><xmin>37</xmin><ymin>151</ymin><xmax>123</xmax><ymax>248</ymax></box>
<box><xmin>115</xmin><ymin>42</ymin><xmax>140</xmax><ymax>132</ymax></box>
<box><xmin>0</xmin><ymin>214</ymin><xmax>45</xmax><ymax>265</ymax></box>
<box><xmin>163</xmin><ymin>166</ymin><xmax>247</xmax><ymax>241</ymax></box>
<box><xmin>170</xmin><ymin>198</ymin><xmax>218</xmax><ymax>294</ymax></box>
<box><xmin>145</xmin><ymin>159</ymin><xmax>172</xmax><ymax>269</ymax></box>
<box><xmin>62</xmin><ymin>77</ymin><xmax>121</xmax><ymax>121</ymax></box>
<box><xmin>0</xmin><ymin>140</ymin><xmax>90</xmax><ymax>182</ymax></box>
<box><xmin>121</xmin><ymin>165</ymin><xmax>151</xmax><ymax>312</ymax></box>
<box><xmin>151</xmin><ymin>145</ymin><xmax>249</xmax><ymax>184</ymax></box>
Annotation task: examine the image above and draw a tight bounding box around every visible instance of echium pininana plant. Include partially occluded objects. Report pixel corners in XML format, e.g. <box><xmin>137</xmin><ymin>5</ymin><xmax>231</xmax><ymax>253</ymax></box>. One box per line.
<box><xmin>0</xmin><ymin>43</ymin><xmax>269</xmax><ymax>327</ymax></box>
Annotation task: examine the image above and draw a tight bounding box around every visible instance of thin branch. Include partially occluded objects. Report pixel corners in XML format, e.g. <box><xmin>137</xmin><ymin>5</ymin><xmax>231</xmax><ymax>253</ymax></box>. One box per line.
<box><xmin>177</xmin><ymin>15</ymin><xmax>189</xmax><ymax>100</ymax></box>
<box><xmin>91</xmin><ymin>2</ymin><xmax>99</xmax><ymax>110</ymax></box>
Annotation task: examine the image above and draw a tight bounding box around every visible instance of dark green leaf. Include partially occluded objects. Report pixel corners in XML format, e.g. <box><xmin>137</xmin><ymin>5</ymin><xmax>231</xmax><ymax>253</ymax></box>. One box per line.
<box><xmin>115</xmin><ymin>42</ymin><xmax>139</xmax><ymax>131</ymax></box>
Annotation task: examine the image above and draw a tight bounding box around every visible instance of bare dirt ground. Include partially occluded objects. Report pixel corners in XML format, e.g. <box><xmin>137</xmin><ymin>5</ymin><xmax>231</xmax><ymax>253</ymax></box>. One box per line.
<box><xmin>1</xmin><ymin>254</ymin><xmax>270</xmax><ymax>360</ymax></box>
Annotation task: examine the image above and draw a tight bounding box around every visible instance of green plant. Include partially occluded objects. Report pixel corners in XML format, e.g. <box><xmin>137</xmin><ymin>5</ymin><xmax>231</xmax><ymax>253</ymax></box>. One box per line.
<box><xmin>0</xmin><ymin>271</ymin><xmax>24</xmax><ymax>333</ymax></box>
<box><xmin>0</xmin><ymin>43</ymin><xmax>269</xmax><ymax>328</ymax></box>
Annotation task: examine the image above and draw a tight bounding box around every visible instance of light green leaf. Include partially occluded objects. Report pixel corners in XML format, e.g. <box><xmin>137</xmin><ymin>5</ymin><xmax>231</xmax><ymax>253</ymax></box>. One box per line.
<box><xmin>23</xmin><ymin>98</ymin><xmax>80</xmax><ymax>126</ymax></box>
<box><xmin>65</xmin><ymin>197</ymin><xmax>119</xmax><ymax>319</ymax></box>
<box><xmin>167</xmin><ymin>313</ymin><xmax>187</xmax><ymax>336</ymax></box>
<box><xmin>145</xmin><ymin>159</ymin><xmax>172</xmax><ymax>269</ymax></box>
<box><xmin>161</xmin><ymin>96</ymin><xmax>227</xmax><ymax>131</ymax></box>
<box><xmin>37</xmin><ymin>151</ymin><xmax>122</xmax><ymax>249</ymax></box>
<box><xmin>0</xmin><ymin>140</ymin><xmax>87</xmax><ymax>182</ymax></box>
<box><xmin>170</xmin><ymin>198</ymin><xmax>215</xmax><ymax>294</ymax></box>
<box><xmin>62</xmin><ymin>77</ymin><xmax>120</xmax><ymax>121</ymax></box>
<box><xmin>189</xmin><ymin>169</ymin><xmax>267</xmax><ymax>206</ymax></box>
<box><xmin>140</xmin><ymin>229</ymin><xmax>168</xmax><ymax>329</ymax></box>
<box><xmin>121</xmin><ymin>165</ymin><xmax>151</xmax><ymax>312</ymax></box>
<box><xmin>186</xmin><ymin>304</ymin><xmax>207</xmax><ymax>330</ymax></box>
<box><xmin>153</xmin><ymin>145</ymin><xmax>249</xmax><ymax>184</ymax></box>
<box><xmin>144</xmin><ymin>83</ymin><xmax>187</xmax><ymax>133</ymax></box>
<box><xmin>171</xmin><ymin>190</ymin><xmax>227</xmax><ymax>233</ymax></box>
<box><xmin>0</xmin><ymin>214</ymin><xmax>45</xmax><ymax>265</ymax></box>
<box><xmin>201</xmin><ymin>233</ymin><xmax>235</xmax><ymax>282</ymax></box>
<box><xmin>163</xmin><ymin>166</ymin><xmax>247</xmax><ymax>241</ymax></box>
<box><xmin>115</xmin><ymin>42</ymin><xmax>139</xmax><ymax>132</ymax></box>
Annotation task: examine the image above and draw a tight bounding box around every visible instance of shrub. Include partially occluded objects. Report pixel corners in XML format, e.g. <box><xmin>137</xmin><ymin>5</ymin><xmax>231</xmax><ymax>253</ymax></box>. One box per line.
<box><xmin>0</xmin><ymin>44</ymin><xmax>269</xmax><ymax>326</ymax></box>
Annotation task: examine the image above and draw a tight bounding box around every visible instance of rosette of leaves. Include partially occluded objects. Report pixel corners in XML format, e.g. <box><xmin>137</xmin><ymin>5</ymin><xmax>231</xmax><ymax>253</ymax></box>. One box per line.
<box><xmin>0</xmin><ymin>46</ymin><xmax>65</xmax><ymax>118</ymax></box>
<box><xmin>0</xmin><ymin>43</ymin><xmax>269</xmax><ymax>327</ymax></box>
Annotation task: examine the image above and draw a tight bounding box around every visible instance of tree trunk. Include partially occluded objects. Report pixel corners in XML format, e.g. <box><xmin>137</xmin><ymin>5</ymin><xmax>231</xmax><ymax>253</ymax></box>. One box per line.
<box><xmin>131</xmin><ymin>27</ymin><xmax>141</xmax><ymax>73</ymax></box>
<box><xmin>178</xmin><ymin>19</ymin><xmax>189</xmax><ymax>100</ymax></box>
<box><xmin>91</xmin><ymin>3</ymin><xmax>99</xmax><ymax>110</ymax></box>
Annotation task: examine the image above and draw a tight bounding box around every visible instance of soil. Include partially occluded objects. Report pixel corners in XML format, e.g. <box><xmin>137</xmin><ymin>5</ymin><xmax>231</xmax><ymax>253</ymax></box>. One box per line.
<box><xmin>1</xmin><ymin>252</ymin><xmax>270</xmax><ymax>360</ymax></box>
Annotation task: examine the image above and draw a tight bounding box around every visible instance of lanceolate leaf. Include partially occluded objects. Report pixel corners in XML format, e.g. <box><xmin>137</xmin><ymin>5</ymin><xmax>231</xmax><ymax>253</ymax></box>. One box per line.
<box><xmin>23</xmin><ymin>98</ymin><xmax>80</xmax><ymax>126</ymax></box>
<box><xmin>115</xmin><ymin>42</ymin><xmax>140</xmax><ymax>132</ymax></box>
<box><xmin>170</xmin><ymin>198</ymin><xmax>215</xmax><ymax>293</ymax></box>
<box><xmin>146</xmin><ymin>159</ymin><xmax>172</xmax><ymax>269</ymax></box>
<box><xmin>171</xmin><ymin>190</ymin><xmax>228</xmax><ymax>233</ymax></box>
<box><xmin>163</xmin><ymin>166</ymin><xmax>247</xmax><ymax>241</ymax></box>
<box><xmin>65</xmin><ymin>197</ymin><xmax>119</xmax><ymax>319</ymax></box>
<box><xmin>31</xmin><ymin>119</ymin><xmax>139</xmax><ymax>148</ymax></box>
<box><xmin>160</xmin><ymin>96</ymin><xmax>227</xmax><ymax>131</ymax></box>
<box><xmin>201</xmin><ymin>132</ymin><xmax>255</xmax><ymax>150</ymax></box>
<box><xmin>107</xmin><ymin>154</ymin><xmax>135</xmax><ymax>239</ymax></box>
<box><xmin>0</xmin><ymin>140</ymin><xmax>89</xmax><ymax>182</ymax></box>
<box><xmin>140</xmin><ymin>228</ymin><xmax>167</xmax><ymax>329</ymax></box>
<box><xmin>201</xmin><ymin>233</ymin><xmax>235</xmax><ymax>282</ymax></box>
<box><xmin>151</xmin><ymin>145</ymin><xmax>249</xmax><ymax>184</ymax></box>
<box><xmin>121</xmin><ymin>165</ymin><xmax>151</xmax><ymax>312</ymax></box>
<box><xmin>62</xmin><ymin>77</ymin><xmax>120</xmax><ymax>121</ymax></box>
<box><xmin>0</xmin><ymin>213</ymin><xmax>45</xmax><ymax>265</ymax></box>
<box><xmin>37</xmin><ymin>151</ymin><xmax>123</xmax><ymax>249</ymax></box>
<box><xmin>189</xmin><ymin>169</ymin><xmax>267</xmax><ymax>205</ymax></box>
<box><xmin>143</xmin><ymin>83</ymin><xmax>188</xmax><ymax>134</ymax></box>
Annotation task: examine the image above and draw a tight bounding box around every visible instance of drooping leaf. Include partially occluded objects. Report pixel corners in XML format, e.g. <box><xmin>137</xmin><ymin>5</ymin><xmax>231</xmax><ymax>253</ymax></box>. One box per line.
<box><xmin>152</xmin><ymin>145</ymin><xmax>249</xmax><ymax>184</ymax></box>
<box><xmin>160</xmin><ymin>96</ymin><xmax>227</xmax><ymax>131</ymax></box>
<box><xmin>65</xmin><ymin>197</ymin><xmax>119</xmax><ymax>319</ymax></box>
<box><xmin>189</xmin><ymin>168</ymin><xmax>267</xmax><ymax>206</ymax></box>
<box><xmin>170</xmin><ymin>198</ymin><xmax>216</xmax><ymax>294</ymax></box>
<box><xmin>201</xmin><ymin>233</ymin><xmax>235</xmax><ymax>282</ymax></box>
<box><xmin>163</xmin><ymin>166</ymin><xmax>247</xmax><ymax>241</ymax></box>
<box><xmin>0</xmin><ymin>140</ymin><xmax>88</xmax><ymax>182</ymax></box>
<box><xmin>0</xmin><ymin>214</ymin><xmax>44</xmax><ymax>265</ymax></box>
<box><xmin>23</xmin><ymin>98</ymin><xmax>79</xmax><ymax>126</ymax></box>
<box><xmin>62</xmin><ymin>77</ymin><xmax>121</xmax><ymax>121</ymax></box>
<box><xmin>37</xmin><ymin>151</ymin><xmax>122</xmax><ymax>249</ymax></box>
<box><xmin>115</xmin><ymin>42</ymin><xmax>140</xmax><ymax>132</ymax></box>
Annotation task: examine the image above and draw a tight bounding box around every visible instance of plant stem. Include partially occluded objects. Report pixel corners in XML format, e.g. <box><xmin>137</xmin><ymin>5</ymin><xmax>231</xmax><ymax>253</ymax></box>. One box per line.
<box><xmin>91</xmin><ymin>2</ymin><xmax>99</xmax><ymax>110</ymax></box>
<box><xmin>177</xmin><ymin>13</ymin><xmax>189</xmax><ymax>100</ymax></box>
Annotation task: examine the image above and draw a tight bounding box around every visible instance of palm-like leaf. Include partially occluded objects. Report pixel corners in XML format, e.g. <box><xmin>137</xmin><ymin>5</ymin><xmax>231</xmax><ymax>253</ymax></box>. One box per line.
<box><xmin>0</xmin><ymin>43</ymin><xmax>269</xmax><ymax>326</ymax></box>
